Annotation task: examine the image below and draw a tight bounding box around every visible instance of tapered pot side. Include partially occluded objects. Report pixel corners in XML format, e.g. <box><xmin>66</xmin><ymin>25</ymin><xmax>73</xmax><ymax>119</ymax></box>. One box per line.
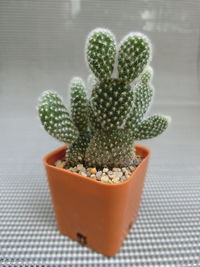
<box><xmin>43</xmin><ymin>145</ymin><xmax>150</xmax><ymax>256</ymax></box>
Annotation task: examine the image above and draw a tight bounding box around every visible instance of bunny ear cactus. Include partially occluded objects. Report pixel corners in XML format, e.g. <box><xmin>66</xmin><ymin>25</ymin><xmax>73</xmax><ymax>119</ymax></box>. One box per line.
<box><xmin>38</xmin><ymin>28</ymin><xmax>170</xmax><ymax>168</ymax></box>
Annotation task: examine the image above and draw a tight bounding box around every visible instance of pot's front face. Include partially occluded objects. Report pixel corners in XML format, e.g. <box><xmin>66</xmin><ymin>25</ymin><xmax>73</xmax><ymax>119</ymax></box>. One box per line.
<box><xmin>43</xmin><ymin>145</ymin><xmax>150</xmax><ymax>256</ymax></box>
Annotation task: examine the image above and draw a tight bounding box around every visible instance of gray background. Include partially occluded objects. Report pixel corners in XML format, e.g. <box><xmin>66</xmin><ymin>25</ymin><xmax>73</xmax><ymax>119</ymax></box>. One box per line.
<box><xmin>0</xmin><ymin>0</ymin><xmax>200</xmax><ymax>266</ymax></box>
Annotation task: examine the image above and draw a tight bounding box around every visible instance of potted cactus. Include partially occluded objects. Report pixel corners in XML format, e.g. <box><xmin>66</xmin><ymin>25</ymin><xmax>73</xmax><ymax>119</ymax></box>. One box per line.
<box><xmin>38</xmin><ymin>28</ymin><xmax>170</xmax><ymax>256</ymax></box>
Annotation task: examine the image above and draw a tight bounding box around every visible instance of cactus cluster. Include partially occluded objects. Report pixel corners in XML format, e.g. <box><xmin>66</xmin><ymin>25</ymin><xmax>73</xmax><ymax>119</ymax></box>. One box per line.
<box><xmin>38</xmin><ymin>28</ymin><xmax>170</xmax><ymax>168</ymax></box>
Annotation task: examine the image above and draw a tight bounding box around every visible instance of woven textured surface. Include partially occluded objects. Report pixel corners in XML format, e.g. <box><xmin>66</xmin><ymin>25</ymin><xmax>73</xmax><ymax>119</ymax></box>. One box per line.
<box><xmin>1</xmin><ymin>0</ymin><xmax>200</xmax><ymax>266</ymax></box>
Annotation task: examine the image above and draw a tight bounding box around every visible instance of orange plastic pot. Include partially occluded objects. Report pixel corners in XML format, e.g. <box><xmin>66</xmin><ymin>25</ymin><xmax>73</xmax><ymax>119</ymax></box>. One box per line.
<box><xmin>43</xmin><ymin>145</ymin><xmax>150</xmax><ymax>256</ymax></box>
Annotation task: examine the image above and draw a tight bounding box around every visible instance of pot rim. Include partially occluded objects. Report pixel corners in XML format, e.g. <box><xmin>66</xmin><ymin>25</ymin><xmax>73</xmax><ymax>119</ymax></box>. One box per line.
<box><xmin>43</xmin><ymin>145</ymin><xmax>150</xmax><ymax>188</ymax></box>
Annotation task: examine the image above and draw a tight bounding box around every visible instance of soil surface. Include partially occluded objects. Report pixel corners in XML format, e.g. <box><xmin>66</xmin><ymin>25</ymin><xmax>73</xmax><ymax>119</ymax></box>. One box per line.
<box><xmin>54</xmin><ymin>156</ymin><xmax>142</xmax><ymax>184</ymax></box>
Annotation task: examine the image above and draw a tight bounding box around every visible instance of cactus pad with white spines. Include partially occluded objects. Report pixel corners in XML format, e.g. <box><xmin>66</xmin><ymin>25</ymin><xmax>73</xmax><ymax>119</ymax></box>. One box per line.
<box><xmin>86</xmin><ymin>29</ymin><xmax>116</xmax><ymax>81</ymax></box>
<box><xmin>38</xmin><ymin>91</ymin><xmax>78</xmax><ymax>144</ymax></box>
<box><xmin>118</xmin><ymin>33</ymin><xmax>151</xmax><ymax>83</ymax></box>
<box><xmin>38</xmin><ymin>28</ymin><xmax>170</xmax><ymax>168</ymax></box>
<box><xmin>70</xmin><ymin>77</ymin><xmax>88</xmax><ymax>131</ymax></box>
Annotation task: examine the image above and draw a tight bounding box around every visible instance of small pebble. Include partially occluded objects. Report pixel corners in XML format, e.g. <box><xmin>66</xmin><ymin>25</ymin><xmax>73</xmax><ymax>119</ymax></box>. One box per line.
<box><xmin>55</xmin><ymin>160</ymin><xmax>61</xmax><ymax>166</ymax></box>
<box><xmin>73</xmin><ymin>167</ymin><xmax>78</xmax><ymax>172</ymax></box>
<box><xmin>129</xmin><ymin>166</ymin><xmax>136</xmax><ymax>172</ymax></box>
<box><xmin>108</xmin><ymin>171</ymin><xmax>114</xmax><ymax>179</ymax></box>
<box><xmin>122</xmin><ymin>167</ymin><xmax>127</xmax><ymax>173</ymax></box>
<box><xmin>125</xmin><ymin>171</ymin><xmax>130</xmax><ymax>179</ymax></box>
<box><xmin>77</xmin><ymin>164</ymin><xmax>84</xmax><ymax>171</ymax></box>
<box><xmin>55</xmin><ymin>160</ymin><xmax>65</xmax><ymax>169</ymax></box>
<box><xmin>69</xmin><ymin>167</ymin><xmax>78</xmax><ymax>172</ymax></box>
<box><xmin>121</xmin><ymin>176</ymin><xmax>127</xmax><ymax>182</ymax></box>
<box><xmin>112</xmin><ymin>168</ymin><xmax>121</xmax><ymax>172</ymax></box>
<box><xmin>96</xmin><ymin>175</ymin><xmax>101</xmax><ymax>181</ymax></box>
<box><xmin>103</xmin><ymin>168</ymin><xmax>109</xmax><ymax>173</ymax></box>
<box><xmin>80</xmin><ymin>171</ymin><xmax>87</xmax><ymax>177</ymax></box>
<box><xmin>86</xmin><ymin>168</ymin><xmax>91</xmax><ymax>176</ymax></box>
<box><xmin>96</xmin><ymin>171</ymin><xmax>102</xmax><ymax>178</ymax></box>
<box><xmin>113</xmin><ymin>171</ymin><xmax>123</xmax><ymax>178</ymax></box>
<box><xmin>90</xmin><ymin>168</ymin><xmax>97</xmax><ymax>174</ymax></box>
<box><xmin>112</xmin><ymin>177</ymin><xmax>120</xmax><ymax>184</ymax></box>
<box><xmin>101</xmin><ymin>175</ymin><xmax>109</xmax><ymax>183</ymax></box>
<box><xmin>90</xmin><ymin>174</ymin><xmax>96</xmax><ymax>179</ymax></box>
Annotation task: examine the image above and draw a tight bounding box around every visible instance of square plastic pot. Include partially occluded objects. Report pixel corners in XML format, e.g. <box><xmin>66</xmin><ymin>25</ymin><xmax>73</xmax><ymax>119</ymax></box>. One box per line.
<box><xmin>43</xmin><ymin>145</ymin><xmax>150</xmax><ymax>256</ymax></box>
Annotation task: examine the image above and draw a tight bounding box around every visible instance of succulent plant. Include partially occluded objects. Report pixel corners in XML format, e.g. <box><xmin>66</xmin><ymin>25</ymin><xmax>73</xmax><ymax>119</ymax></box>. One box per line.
<box><xmin>38</xmin><ymin>28</ymin><xmax>170</xmax><ymax>168</ymax></box>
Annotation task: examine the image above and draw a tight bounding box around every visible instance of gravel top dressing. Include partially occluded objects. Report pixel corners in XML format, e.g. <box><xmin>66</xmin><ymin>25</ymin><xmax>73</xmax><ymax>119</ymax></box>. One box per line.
<box><xmin>54</xmin><ymin>156</ymin><xmax>142</xmax><ymax>184</ymax></box>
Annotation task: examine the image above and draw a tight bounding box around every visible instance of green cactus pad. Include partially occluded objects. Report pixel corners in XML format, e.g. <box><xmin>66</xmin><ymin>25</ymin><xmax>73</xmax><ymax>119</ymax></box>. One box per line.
<box><xmin>86</xmin><ymin>28</ymin><xmax>116</xmax><ymax>81</ymax></box>
<box><xmin>91</xmin><ymin>78</ymin><xmax>134</xmax><ymax>131</ymax></box>
<box><xmin>118</xmin><ymin>33</ymin><xmax>151</xmax><ymax>83</ymax></box>
<box><xmin>38</xmin><ymin>90</ymin><xmax>78</xmax><ymax>143</ymax></box>
<box><xmin>133</xmin><ymin>115</ymin><xmax>170</xmax><ymax>140</ymax></box>
<box><xmin>70</xmin><ymin>77</ymin><xmax>88</xmax><ymax>131</ymax></box>
<box><xmin>126</xmin><ymin>82</ymin><xmax>153</xmax><ymax>130</ymax></box>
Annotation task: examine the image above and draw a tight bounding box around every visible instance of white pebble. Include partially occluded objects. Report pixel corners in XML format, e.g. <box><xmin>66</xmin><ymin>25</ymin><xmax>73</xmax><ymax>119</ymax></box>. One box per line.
<box><xmin>55</xmin><ymin>160</ymin><xmax>65</xmax><ymax>168</ymax></box>
<box><xmin>80</xmin><ymin>171</ymin><xmax>87</xmax><ymax>177</ymax></box>
<box><xmin>77</xmin><ymin>164</ymin><xmax>84</xmax><ymax>171</ymax></box>
<box><xmin>122</xmin><ymin>167</ymin><xmax>127</xmax><ymax>173</ymax></box>
<box><xmin>55</xmin><ymin>160</ymin><xmax>61</xmax><ymax>166</ymax></box>
<box><xmin>113</xmin><ymin>171</ymin><xmax>123</xmax><ymax>178</ymax></box>
<box><xmin>125</xmin><ymin>171</ymin><xmax>130</xmax><ymax>179</ymax></box>
<box><xmin>101</xmin><ymin>175</ymin><xmax>109</xmax><ymax>183</ymax></box>
<box><xmin>96</xmin><ymin>171</ymin><xmax>102</xmax><ymax>178</ymax></box>
<box><xmin>72</xmin><ymin>167</ymin><xmax>78</xmax><ymax>172</ymax></box>
<box><xmin>129</xmin><ymin>166</ymin><xmax>135</xmax><ymax>172</ymax></box>
<box><xmin>108</xmin><ymin>171</ymin><xmax>114</xmax><ymax>179</ymax></box>
<box><xmin>112</xmin><ymin>168</ymin><xmax>121</xmax><ymax>172</ymax></box>
<box><xmin>103</xmin><ymin>168</ymin><xmax>109</xmax><ymax>173</ymax></box>
<box><xmin>112</xmin><ymin>177</ymin><xmax>120</xmax><ymax>184</ymax></box>
<box><xmin>121</xmin><ymin>176</ymin><xmax>127</xmax><ymax>182</ymax></box>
